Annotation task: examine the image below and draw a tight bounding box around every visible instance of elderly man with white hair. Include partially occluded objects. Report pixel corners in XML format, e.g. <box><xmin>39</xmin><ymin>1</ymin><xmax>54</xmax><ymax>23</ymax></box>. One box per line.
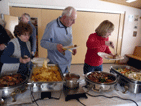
<box><xmin>41</xmin><ymin>6</ymin><xmax>77</xmax><ymax>73</ymax></box>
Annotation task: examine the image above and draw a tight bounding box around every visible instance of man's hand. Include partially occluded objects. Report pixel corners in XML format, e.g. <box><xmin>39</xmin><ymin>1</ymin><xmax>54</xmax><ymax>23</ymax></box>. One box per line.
<box><xmin>57</xmin><ymin>44</ymin><xmax>64</xmax><ymax>53</ymax></box>
<box><xmin>72</xmin><ymin>49</ymin><xmax>77</xmax><ymax>55</ymax></box>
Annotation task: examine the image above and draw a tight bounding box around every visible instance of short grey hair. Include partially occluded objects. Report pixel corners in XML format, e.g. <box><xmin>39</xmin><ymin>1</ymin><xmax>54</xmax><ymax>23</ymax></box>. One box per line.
<box><xmin>0</xmin><ymin>18</ymin><xmax>6</xmax><ymax>27</ymax></box>
<box><xmin>62</xmin><ymin>6</ymin><xmax>76</xmax><ymax>17</ymax></box>
<box><xmin>22</xmin><ymin>13</ymin><xmax>31</xmax><ymax>21</ymax></box>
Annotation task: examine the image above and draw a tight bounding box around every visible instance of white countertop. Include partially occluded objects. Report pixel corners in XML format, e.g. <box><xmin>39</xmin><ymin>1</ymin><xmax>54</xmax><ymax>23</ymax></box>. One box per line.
<box><xmin>5</xmin><ymin>79</ymin><xmax>141</xmax><ymax>106</ymax></box>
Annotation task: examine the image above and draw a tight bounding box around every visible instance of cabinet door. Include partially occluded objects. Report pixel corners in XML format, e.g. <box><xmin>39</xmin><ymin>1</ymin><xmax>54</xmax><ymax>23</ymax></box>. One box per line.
<box><xmin>40</xmin><ymin>9</ymin><xmax>62</xmax><ymax>58</ymax></box>
<box><xmin>72</xmin><ymin>12</ymin><xmax>122</xmax><ymax>64</ymax></box>
<box><xmin>4</xmin><ymin>14</ymin><xmax>18</xmax><ymax>37</ymax></box>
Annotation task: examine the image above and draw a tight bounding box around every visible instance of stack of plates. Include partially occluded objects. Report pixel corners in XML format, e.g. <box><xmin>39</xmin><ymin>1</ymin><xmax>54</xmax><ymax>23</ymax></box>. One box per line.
<box><xmin>31</xmin><ymin>57</ymin><xmax>50</xmax><ymax>66</ymax></box>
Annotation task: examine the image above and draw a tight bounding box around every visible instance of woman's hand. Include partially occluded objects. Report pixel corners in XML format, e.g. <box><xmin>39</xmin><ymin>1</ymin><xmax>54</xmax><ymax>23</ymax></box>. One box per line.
<box><xmin>0</xmin><ymin>44</ymin><xmax>7</xmax><ymax>51</ymax></box>
<box><xmin>20</xmin><ymin>55</ymin><xmax>31</xmax><ymax>64</ymax></box>
<box><xmin>105</xmin><ymin>41</ymin><xmax>114</xmax><ymax>48</ymax></box>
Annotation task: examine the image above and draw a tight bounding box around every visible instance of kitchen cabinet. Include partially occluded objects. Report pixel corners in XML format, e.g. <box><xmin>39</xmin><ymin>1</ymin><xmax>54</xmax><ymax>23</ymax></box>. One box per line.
<box><xmin>3</xmin><ymin>15</ymin><xmax>18</xmax><ymax>37</ymax></box>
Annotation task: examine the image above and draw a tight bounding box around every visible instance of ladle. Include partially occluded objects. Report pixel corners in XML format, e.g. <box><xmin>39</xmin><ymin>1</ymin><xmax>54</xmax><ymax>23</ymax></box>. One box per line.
<box><xmin>67</xmin><ymin>66</ymin><xmax>71</xmax><ymax>77</ymax></box>
<box><xmin>113</xmin><ymin>48</ymin><xmax>118</xmax><ymax>58</ymax></box>
<box><xmin>0</xmin><ymin>98</ymin><xmax>4</xmax><ymax>106</ymax></box>
<box><xmin>114</xmin><ymin>48</ymin><xmax>117</xmax><ymax>55</ymax></box>
<box><xmin>66</xmin><ymin>66</ymin><xmax>78</xmax><ymax>83</ymax></box>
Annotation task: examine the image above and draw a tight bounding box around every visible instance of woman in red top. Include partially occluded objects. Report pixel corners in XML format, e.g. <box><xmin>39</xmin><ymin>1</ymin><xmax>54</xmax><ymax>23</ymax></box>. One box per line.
<box><xmin>83</xmin><ymin>20</ymin><xmax>115</xmax><ymax>74</ymax></box>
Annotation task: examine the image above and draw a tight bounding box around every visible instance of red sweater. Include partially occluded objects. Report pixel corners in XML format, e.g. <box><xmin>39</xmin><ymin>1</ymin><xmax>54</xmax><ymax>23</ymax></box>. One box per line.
<box><xmin>84</xmin><ymin>33</ymin><xmax>111</xmax><ymax>66</ymax></box>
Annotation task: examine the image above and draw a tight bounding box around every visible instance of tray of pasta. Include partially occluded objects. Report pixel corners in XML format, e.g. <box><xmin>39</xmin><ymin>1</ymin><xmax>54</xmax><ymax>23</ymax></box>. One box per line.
<box><xmin>28</xmin><ymin>59</ymin><xmax>65</xmax><ymax>92</ymax></box>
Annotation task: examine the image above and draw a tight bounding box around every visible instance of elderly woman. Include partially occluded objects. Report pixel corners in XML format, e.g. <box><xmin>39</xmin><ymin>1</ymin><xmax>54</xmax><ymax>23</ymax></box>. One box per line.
<box><xmin>83</xmin><ymin>20</ymin><xmax>115</xmax><ymax>74</ymax></box>
<box><xmin>1</xmin><ymin>22</ymin><xmax>32</xmax><ymax>76</ymax></box>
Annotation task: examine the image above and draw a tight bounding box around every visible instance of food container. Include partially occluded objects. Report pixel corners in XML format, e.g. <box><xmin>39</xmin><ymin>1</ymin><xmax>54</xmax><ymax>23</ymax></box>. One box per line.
<box><xmin>0</xmin><ymin>73</ymin><xmax>28</xmax><ymax>103</ymax></box>
<box><xmin>31</xmin><ymin>57</ymin><xmax>50</xmax><ymax>67</ymax></box>
<box><xmin>64</xmin><ymin>73</ymin><xmax>80</xmax><ymax>89</ymax></box>
<box><xmin>85</xmin><ymin>71</ymin><xmax>117</xmax><ymax>92</ymax></box>
<box><xmin>28</xmin><ymin>64</ymin><xmax>65</xmax><ymax>92</ymax></box>
<box><xmin>110</xmin><ymin>65</ymin><xmax>141</xmax><ymax>94</ymax></box>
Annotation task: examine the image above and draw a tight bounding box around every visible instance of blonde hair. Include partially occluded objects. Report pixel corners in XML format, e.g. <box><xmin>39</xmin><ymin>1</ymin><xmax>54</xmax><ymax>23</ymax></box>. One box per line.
<box><xmin>95</xmin><ymin>20</ymin><xmax>114</xmax><ymax>37</ymax></box>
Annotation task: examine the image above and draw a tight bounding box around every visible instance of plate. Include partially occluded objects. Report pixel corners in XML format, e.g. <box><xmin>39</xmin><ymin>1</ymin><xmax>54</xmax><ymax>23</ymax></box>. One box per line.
<box><xmin>31</xmin><ymin>57</ymin><xmax>50</xmax><ymax>66</ymax></box>
<box><xmin>63</xmin><ymin>45</ymin><xmax>78</xmax><ymax>50</ymax></box>
<box><xmin>97</xmin><ymin>52</ymin><xmax>124</xmax><ymax>60</ymax></box>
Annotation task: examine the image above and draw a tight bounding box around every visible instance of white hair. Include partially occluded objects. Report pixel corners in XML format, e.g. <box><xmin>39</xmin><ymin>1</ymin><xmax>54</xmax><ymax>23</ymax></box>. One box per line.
<box><xmin>62</xmin><ymin>6</ymin><xmax>76</xmax><ymax>17</ymax></box>
<box><xmin>0</xmin><ymin>18</ymin><xmax>6</xmax><ymax>27</ymax></box>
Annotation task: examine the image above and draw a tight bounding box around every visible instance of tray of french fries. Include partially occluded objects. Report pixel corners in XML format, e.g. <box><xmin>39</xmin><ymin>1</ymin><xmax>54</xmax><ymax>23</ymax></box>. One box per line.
<box><xmin>28</xmin><ymin>59</ymin><xmax>65</xmax><ymax>92</ymax></box>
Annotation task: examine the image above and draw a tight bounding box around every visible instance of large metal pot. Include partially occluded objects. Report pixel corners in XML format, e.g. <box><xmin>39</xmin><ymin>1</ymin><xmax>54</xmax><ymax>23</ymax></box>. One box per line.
<box><xmin>0</xmin><ymin>73</ymin><xmax>28</xmax><ymax>101</ymax></box>
<box><xmin>85</xmin><ymin>71</ymin><xmax>117</xmax><ymax>92</ymax></box>
<box><xmin>64</xmin><ymin>73</ymin><xmax>80</xmax><ymax>89</ymax></box>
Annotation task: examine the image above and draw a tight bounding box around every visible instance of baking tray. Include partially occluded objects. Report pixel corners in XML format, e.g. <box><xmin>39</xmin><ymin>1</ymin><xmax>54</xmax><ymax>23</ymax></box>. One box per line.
<box><xmin>110</xmin><ymin>65</ymin><xmax>141</xmax><ymax>83</ymax></box>
<box><xmin>110</xmin><ymin>65</ymin><xmax>141</xmax><ymax>94</ymax></box>
<box><xmin>28</xmin><ymin>64</ymin><xmax>65</xmax><ymax>92</ymax></box>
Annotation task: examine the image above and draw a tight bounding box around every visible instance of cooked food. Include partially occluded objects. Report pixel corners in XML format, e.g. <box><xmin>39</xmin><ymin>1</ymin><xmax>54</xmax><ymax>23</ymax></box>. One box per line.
<box><xmin>106</xmin><ymin>55</ymin><xmax>120</xmax><ymax>59</ymax></box>
<box><xmin>42</xmin><ymin>59</ymin><xmax>48</xmax><ymax>68</ymax></box>
<box><xmin>0</xmin><ymin>74</ymin><xmax>24</xmax><ymax>87</ymax></box>
<box><xmin>31</xmin><ymin>58</ymin><xmax>62</xmax><ymax>82</ymax></box>
<box><xmin>116</xmin><ymin>68</ymin><xmax>135</xmax><ymax>77</ymax></box>
<box><xmin>116</xmin><ymin>67</ymin><xmax>141</xmax><ymax>81</ymax></box>
<box><xmin>87</xmin><ymin>72</ymin><xmax>115</xmax><ymax>83</ymax></box>
<box><xmin>64</xmin><ymin>74</ymin><xmax>79</xmax><ymax>80</ymax></box>
<box><xmin>74</xmin><ymin>45</ymin><xmax>77</xmax><ymax>47</ymax></box>
<box><xmin>113</xmin><ymin>54</ymin><xmax>120</xmax><ymax>59</ymax></box>
<box><xmin>63</xmin><ymin>44</ymin><xmax>77</xmax><ymax>50</ymax></box>
<box><xmin>132</xmin><ymin>73</ymin><xmax>141</xmax><ymax>81</ymax></box>
<box><xmin>31</xmin><ymin>66</ymin><xmax>62</xmax><ymax>82</ymax></box>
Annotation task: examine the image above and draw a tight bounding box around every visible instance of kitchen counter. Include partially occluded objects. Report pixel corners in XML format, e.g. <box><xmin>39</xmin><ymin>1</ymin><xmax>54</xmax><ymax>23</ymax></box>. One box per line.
<box><xmin>5</xmin><ymin>79</ymin><xmax>141</xmax><ymax>106</ymax></box>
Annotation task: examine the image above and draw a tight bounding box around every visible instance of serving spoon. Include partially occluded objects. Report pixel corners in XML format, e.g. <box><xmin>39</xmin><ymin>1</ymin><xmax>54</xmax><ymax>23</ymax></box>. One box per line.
<box><xmin>113</xmin><ymin>48</ymin><xmax>120</xmax><ymax>59</ymax></box>
<box><xmin>67</xmin><ymin>66</ymin><xmax>71</xmax><ymax>77</ymax></box>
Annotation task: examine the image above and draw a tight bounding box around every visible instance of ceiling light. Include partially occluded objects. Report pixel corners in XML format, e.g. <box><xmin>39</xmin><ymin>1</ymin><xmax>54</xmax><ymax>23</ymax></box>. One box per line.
<box><xmin>126</xmin><ymin>0</ymin><xmax>136</xmax><ymax>3</ymax></box>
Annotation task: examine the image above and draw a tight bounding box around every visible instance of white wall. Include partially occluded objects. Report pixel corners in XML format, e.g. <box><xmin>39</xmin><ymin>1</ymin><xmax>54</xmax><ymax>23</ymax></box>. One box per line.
<box><xmin>0</xmin><ymin>0</ymin><xmax>141</xmax><ymax>63</ymax></box>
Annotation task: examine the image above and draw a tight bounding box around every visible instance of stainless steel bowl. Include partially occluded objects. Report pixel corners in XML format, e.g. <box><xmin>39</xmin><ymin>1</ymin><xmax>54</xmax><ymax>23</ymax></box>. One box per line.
<box><xmin>64</xmin><ymin>73</ymin><xmax>80</xmax><ymax>89</ymax></box>
<box><xmin>85</xmin><ymin>71</ymin><xmax>117</xmax><ymax>92</ymax></box>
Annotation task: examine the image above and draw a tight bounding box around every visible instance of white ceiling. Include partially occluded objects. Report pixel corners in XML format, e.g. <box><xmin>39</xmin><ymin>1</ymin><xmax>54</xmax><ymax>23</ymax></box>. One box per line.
<box><xmin>100</xmin><ymin>0</ymin><xmax>141</xmax><ymax>9</ymax></box>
